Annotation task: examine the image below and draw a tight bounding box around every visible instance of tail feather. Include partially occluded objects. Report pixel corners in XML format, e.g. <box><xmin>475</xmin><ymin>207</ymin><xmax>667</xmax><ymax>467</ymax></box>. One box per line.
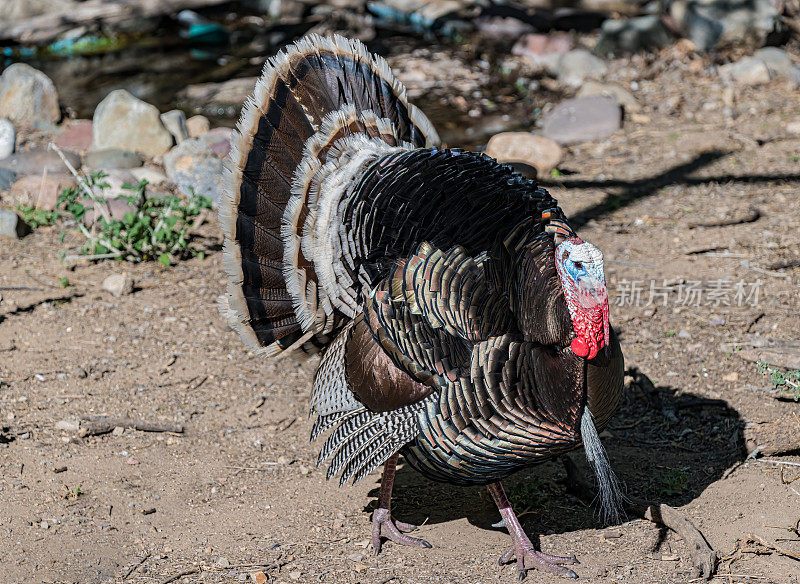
<box><xmin>220</xmin><ymin>33</ymin><xmax>439</xmax><ymax>358</ymax></box>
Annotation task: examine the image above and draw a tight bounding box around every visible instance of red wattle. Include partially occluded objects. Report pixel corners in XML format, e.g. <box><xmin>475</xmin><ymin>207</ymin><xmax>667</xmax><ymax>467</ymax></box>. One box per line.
<box><xmin>570</xmin><ymin>337</ymin><xmax>589</xmax><ymax>358</ymax></box>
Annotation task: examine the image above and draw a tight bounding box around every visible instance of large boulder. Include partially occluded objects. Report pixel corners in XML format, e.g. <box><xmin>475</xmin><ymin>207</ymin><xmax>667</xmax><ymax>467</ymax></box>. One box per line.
<box><xmin>9</xmin><ymin>175</ymin><xmax>72</xmax><ymax>210</ymax></box>
<box><xmin>0</xmin><ymin>149</ymin><xmax>80</xmax><ymax>176</ymax></box>
<box><xmin>552</xmin><ymin>49</ymin><xmax>608</xmax><ymax>87</ymax></box>
<box><xmin>595</xmin><ymin>16</ymin><xmax>675</xmax><ymax>56</ymax></box>
<box><xmin>671</xmin><ymin>0</ymin><xmax>785</xmax><ymax>51</ymax></box>
<box><xmin>55</xmin><ymin>120</ymin><xmax>93</xmax><ymax>152</ymax></box>
<box><xmin>0</xmin><ymin>208</ymin><xmax>31</xmax><ymax>239</ymax></box>
<box><xmin>92</xmin><ymin>90</ymin><xmax>173</xmax><ymax>158</ymax></box>
<box><xmin>0</xmin><ymin>64</ymin><xmax>61</xmax><ymax>129</ymax></box>
<box><xmin>163</xmin><ymin>138</ymin><xmax>225</xmax><ymax>204</ymax></box>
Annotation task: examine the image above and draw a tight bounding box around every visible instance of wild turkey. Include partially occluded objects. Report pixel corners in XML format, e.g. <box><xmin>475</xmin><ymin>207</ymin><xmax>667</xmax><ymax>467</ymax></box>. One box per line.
<box><xmin>219</xmin><ymin>34</ymin><xmax>624</xmax><ymax>579</ymax></box>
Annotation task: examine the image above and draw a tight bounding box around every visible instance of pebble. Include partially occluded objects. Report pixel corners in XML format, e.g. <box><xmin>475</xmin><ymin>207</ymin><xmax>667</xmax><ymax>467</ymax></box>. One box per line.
<box><xmin>553</xmin><ymin>49</ymin><xmax>608</xmax><ymax>87</ymax></box>
<box><xmin>475</xmin><ymin>16</ymin><xmax>533</xmax><ymax>40</ymax></box>
<box><xmin>0</xmin><ymin>63</ymin><xmax>60</xmax><ymax>129</ymax></box>
<box><xmin>0</xmin><ymin>149</ymin><xmax>81</xmax><ymax>176</ymax></box>
<box><xmin>540</xmin><ymin>95</ymin><xmax>621</xmax><ymax>145</ymax></box>
<box><xmin>53</xmin><ymin>466</ymin><xmax>67</xmax><ymax>473</ymax></box>
<box><xmin>720</xmin><ymin>56</ymin><xmax>771</xmax><ymax>86</ymax></box>
<box><xmin>163</xmin><ymin>138</ymin><xmax>226</xmax><ymax>203</ymax></box>
<box><xmin>576</xmin><ymin>81</ymin><xmax>641</xmax><ymax>113</ymax></box>
<box><xmin>251</xmin><ymin>571</ymin><xmax>268</xmax><ymax>584</ymax></box>
<box><xmin>86</xmin><ymin>149</ymin><xmax>143</xmax><ymax>170</ymax></box>
<box><xmin>130</xmin><ymin>167</ymin><xmax>169</xmax><ymax>185</ymax></box>
<box><xmin>595</xmin><ymin>15</ymin><xmax>675</xmax><ymax>56</ymax></box>
<box><xmin>753</xmin><ymin>47</ymin><xmax>800</xmax><ymax>84</ymax></box>
<box><xmin>512</xmin><ymin>33</ymin><xmax>571</xmax><ymax>71</ymax></box>
<box><xmin>289</xmin><ymin>570</ymin><xmax>301</xmax><ymax>581</ymax></box>
<box><xmin>216</xmin><ymin>557</ymin><xmax>231</xmax><ymax>568</ymax></box>
<box><xmin>677</xmin><ymin>329</ymin><xmax>691</xmax><ymax>339</ymax></box>
<box><xmin>56</xmin><ymin>120</ymin><xmax>93</xmax><ymax>152</ymax></box>
<box><xmin>787</xmin><ymin>121</ymin><xmax>800</xmax><ymax>135</ymax></box>
<box><xmin>0</xmin><ymin>118</ymin><xmax>15</xmax><ymax>159</ymax></box>
<box><xmin>485</xmin><ymin>132</ymin><xmax>562</xmax><ymax>176</ymax></box>
<box><xmin>709</xmin><ymin>316</ymin><xmax>726</xmax><ymax>326</ymax></box>
<box><xmin>600</xmin><ymin>529</ymin><xmax>623</xmax><ymax>539</ymax></box>
<box><xmin>186</xmin><ymin>115</ymin><xmax>211</xmax><ymax>138</ymax></box>
<box><xmin>102</xmin><ymin>273</ymin><xmax>135</xmax><ymax>297</ymax></box>
<box><xmin>0</xmin><ymin>208</ymin><xmax>31</xmax><ymax>239</ymax></box>
<box><xmin>93</xmin><ymin>89</ymin><xmax>173</xmax><ymax>158</ymax></box>
<box><xmin>10</xmin><ymin>175</ymin><xmax>72</xmax><ymax>210</ymax></box>
<box><xmin>55</xmin><ymin>420</ymin><xmax>80</xmax><ymax>432</ymax></box>
<box><xmin>0</xmin><ymin>167</ymin><xmax>16</xmax><ymax>191</ymax></box>
<box><xmin>161</xmin><ymin>109</ymin><xmax>189</xmax><ymax>143</ymax></box>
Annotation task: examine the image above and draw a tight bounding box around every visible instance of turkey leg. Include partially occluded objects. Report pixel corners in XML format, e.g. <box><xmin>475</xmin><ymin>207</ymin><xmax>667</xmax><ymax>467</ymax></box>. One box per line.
<box><xmin>372</xmin><ymin>453</ymin><xmax>432</xmax><ymax>554</ymax></box>
<box><xmin>487</xmin><ymin>482</ymin><xmax>579</xmax><ymax>580</ymax></box>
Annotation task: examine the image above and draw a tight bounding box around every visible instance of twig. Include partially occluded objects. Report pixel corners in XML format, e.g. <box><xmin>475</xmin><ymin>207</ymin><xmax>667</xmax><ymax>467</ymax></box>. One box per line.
<box><xmin>48</xmin><ymin>142</ymin><xmax>112</xmax><ymax>223</ymax></box>
<box><xmin>79</xmin><ymin>415</ymin><xmax>184</xmax><ymax>436</ymax></box>
<box><xmin>122</xmin><ymin>553</ymin><xmax>151</xmax><ymax>580</ymax></box>
<box><xmin>688</xmin><ymin>208</ymin><xmax>760</xmax><ymax>229</ymax></box>
<box><xmin>63</xmin><ymin>253</ymin><xmax>121</xmax><ymax>262</ymax></box>
<box><xmin>745</xmin><ymin>534</ymin><xmax>800</xmax><ymax>562</ymax></box>
<box><xmin>759</xmin><ymin>459</ymin><xmax>800</xmax><ymax>468</ymax></box>
<box><xmin>745</xmin><ymin>312</ymin><xmax>765</xmax><ymax>333</ymax></box>
<box><xmin>159</xmin><ymin>567</ymin><xmax>199</xmax><ymax>584</ymax></box>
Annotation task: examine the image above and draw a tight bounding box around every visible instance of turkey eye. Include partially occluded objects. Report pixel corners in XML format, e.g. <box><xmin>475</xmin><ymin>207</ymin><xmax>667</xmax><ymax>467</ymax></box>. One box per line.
<box><xmin>573</xmin><ymin>261</ymin><xmax>583</xmax><ymax>270</ymax></box>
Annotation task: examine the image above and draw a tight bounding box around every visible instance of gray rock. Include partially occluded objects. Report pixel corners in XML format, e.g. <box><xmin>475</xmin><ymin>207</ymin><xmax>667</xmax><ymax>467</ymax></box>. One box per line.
<box><xmin>102</xmin><ymin>273</ymin><xmax>134</xmax><ymax>297</ymax></box>
<box><xmin>540</xmin><ymin>95</ymin><xmax>621</xmax><ymax>145</ymax></box>
<box><xmin>160</xmin><ymin>110</ymin><xmax>189</xmax><ymax>144</ymax></box>
<box><xmin>86</xmin><ymin>149</ymin><xmax>143</xmax><ymax>170</ymax></box>
<box><xmin>92</xmin><ymin>90</ymin><xmax>173</xmax><ymax>158</ymax></box>
<box><xmin>55</xmin><ymin>419</ymin><xmax>79</xmax><ymax>432</ymax></box>
<box><xmin>485</xmin><ymin>133</ymin><xmax>562</xmax><ymax>176</ymax></box>
<box><xmin>0</xmin><ymin>208</ymin><xmax>31</xmax><ymax>239</ymax></box>
<box><xmin>0</xmin><ymin>168</ymin><xmax>16</xmax><ymax>191</ymax></box>
<box><xmin>0</xmin><ymin>119</ymin><xmax>15</xmax><ymax>159</ymax></box>
<box><xmin>512</xmin><ymin>33</ymin><xmax>572</xmax><ymax>72</ymax></box>
<box><xmin>577</xmin><ymin>81</ymin><xmax>641</xmax><ymax>113</ymax></box>
<box><xmin>163</xmin><ymin>139</ymin><xmax>226</xmax><ymax>204</ymax></box>
<box><xmin>553</xmin><ymin>49</ymin><xmax>608</xmax><ymax>87</ymax></box>
<box><xmin>0</xmin><ymin>63</ymin><xmax>60</xmax><ymax>129</ymax></box>
<box><xmin>0</xmin><ymin>149</ymin><xmax>80</xmax><ymax>176</ymax></box>
<box><xmin>754</xmin><ymin>47</ymin><xmax>800</xmax><ymax>84</ymax></box>
<box><xmin>671</xmin><ymin>0</ymin><xmax>784</xmax><ymax>51</ymax></box>
<box><xmin>720</xmin><ymin>56</ymin><xmax>771</xmax><ymax>86</ymax></box>
<box><xmin>595</xmin><ymin>15</ymin><xmax>675</xmax><ymax>56</ymax></box>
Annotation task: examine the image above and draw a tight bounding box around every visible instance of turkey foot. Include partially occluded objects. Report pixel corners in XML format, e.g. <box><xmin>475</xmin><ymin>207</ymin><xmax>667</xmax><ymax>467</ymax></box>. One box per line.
<box><xmin>372</xmin><ymin>507</ymin><xmax>431</xmax><ymax>554</ymax></box>
<box><xmin>371</xmin><ymin>452</ymin><xmax>432</xmax><ymax>555</ymax></box>
<box><xmin>489</xmin><ymin>482</ymin><xmax>579</xmax><ymax>580</ymax></box>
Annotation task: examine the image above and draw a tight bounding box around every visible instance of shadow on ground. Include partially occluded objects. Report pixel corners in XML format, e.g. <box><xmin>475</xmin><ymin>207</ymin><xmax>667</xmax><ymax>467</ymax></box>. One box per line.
<box><xmin>364</xmin><ymin>370</ymin><xmax>745</xmax><ymax>541</ymax></box>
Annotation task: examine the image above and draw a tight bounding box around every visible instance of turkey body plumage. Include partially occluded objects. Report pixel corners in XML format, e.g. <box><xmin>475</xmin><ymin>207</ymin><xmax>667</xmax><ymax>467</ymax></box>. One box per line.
<box><xmin>220</xmin><ymin>34</ymin><xmax>624</xmax><ymax>579</ymax></box>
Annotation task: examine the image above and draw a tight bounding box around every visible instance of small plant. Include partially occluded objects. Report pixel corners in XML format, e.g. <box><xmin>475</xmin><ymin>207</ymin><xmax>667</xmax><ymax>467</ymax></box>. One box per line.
<box><xmin>58</xmin><ymin>277</ymin><xmax>70</xmax><ymax>288</ymax></box>
<box><xmin>57</xmin><ymin>171</ymin><xmax>212</xmax><ymax>265</ymax></box>
<box><xmin>16</xmin><ymin>204</ymin><xmax>59</xmax><ymax>229</ymax></box>
<box><xmin>507</xmin><ymin>476</ymin><xmax>546</xmax><ymax>513</ymax></box>
<box><xmin>757</xmin><ymin>361</ymin><xmax>800</xmax><ymax>401</ymax></box>
<box><xmin>550</xmin><ymin>168</ymin><xmax>562</xmax><ymax>178</ymax></box>
<box><xmin>659</xmin><ymin>467</ymin><xmax>689</xmax><ymax>497</ymax></box>
<box><xmin>61</xmin><ymin>483</ymin><xmax>83</xmax><ymax>499</ymax></box>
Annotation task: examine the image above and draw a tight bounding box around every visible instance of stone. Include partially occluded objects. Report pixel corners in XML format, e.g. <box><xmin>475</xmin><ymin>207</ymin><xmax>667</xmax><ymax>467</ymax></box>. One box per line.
<box><xmin>0</xmin><ymin>168</ymin><xmax>16</xmax><ymax>191</ymax></box>
<box><xmin>86</xmin><ymin>149</ymin><xmax>143</xmax><ymax>170</ymax></box>
<box><xmin>577</xmin><ymin>81</ymin><xmax>641</xmax><ymax>113</ymax></box>
<box><xmin>55</xmin><ymin>120</ymin><xmax>93</xmax><ymax>152</ymax></box>
<box><xmin>671</xmin><ymin>0</ymin><xmax>784</xmax><ymax>52</ymax></box>
<box><xmin>81</xmin><ymin>170</ymin><xmax>140</xmax><ymax>226</ymax></box>
<box><xmin>0</xmin><ymin>0</ymin><xmax>76</xmax><ymax>22</ymax></box>
<box><xmin>186</xmin><ymin>115</ymin><xmax>211</xmax><ymax>138</ymax></box>
<box><xmin>754</xmin><ymin>47</ymin><xmax>800</xmax><ymax>84</ymax></box>
<box><xmin>160</xmin><ymin>110</ymin><xmax>189</xmax><ymax>143</ymax></box>
<box><xmin>485</xmin><ymin>133</ymin><xmax>562</xmax><ymax>176</ymax></box>
<box><xmin>55</xmin><ymin>420</ymin><xmax>79</xmax><ymax>432</ymax></box>
<box><xmin>787</xmin><ymin>121</ymin><xmax>800</xmax><ymax>135</ymax></box>
<box><xmin>595</xmin><ymin>15</ymin><xmax>675</xmax><ymax>56</ymax></box>
<box><xmin>0</xmin><ymin>208</ymin><xmax>30</xmax><ymax>239</ymax></box>
<box><xmin>720</xmin><ymin>57</ymin><xmax>771</xmax><ymax>86</ymax></box>
<box><xmin>130</xmin><ymin>167</ymin><xmax>169</xmax><ymax>185</ymax></box>
<box><xmin>475</xmin><ymin>16</ymin><xmax>534</xmax><ymax>40</ymax></box>
<box><xmin>102</xmin><ymin>273</ymin><xmax>134</xmax><ymax>297</ymax></box>
<box><xmin>512</xmin><ymin>33</ymin><xmax>571</xmax><ymax>71</ymax></box>
<box><xmin>0</xmin><ymin>119</ymin><xmax>15</xmax><ymax>159</ymax></box>
<box><xmin>9</xmin><ymin>175</ymin><xmax>72</xmax><ymax>210</ymax></box>
<box><xmin>92</xmin><ymin>90</ymin><xmax>173</xmax><ymax>158</ymax></box>
<box><xmin>0</xmin><ymin>149</ymin><xmax>81</xmax><ymax>176</ymax></box>
<box><xmin>163</xmin><ymin>139</ymin><xmax>226</xmax><ymax>203</ymax></box>
<box><xmin>554</xmin><ymin>49</ymin><xmax>608</xmax><ymax>87</ymax></box>
<box><xmin>199</xmin><ymin>127</ymin><xmax>234</xmax><ymax>159</ymax></box>
<box><xmin>0</xmin><ymin>63</ymin><xmax>60</xmax><ymax>129</ymax></box>
<box><xmin>540</xmin><ymin>95</ymin><xmax>621</xmax><ymax>145</ymax></box>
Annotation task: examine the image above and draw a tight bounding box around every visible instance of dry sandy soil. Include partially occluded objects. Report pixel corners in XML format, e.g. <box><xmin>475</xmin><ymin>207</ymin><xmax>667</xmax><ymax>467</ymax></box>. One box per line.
<box><xmin>1</xmin><ymin>43</ymin><xmax>800</xmax><ymax>584</ymax></box>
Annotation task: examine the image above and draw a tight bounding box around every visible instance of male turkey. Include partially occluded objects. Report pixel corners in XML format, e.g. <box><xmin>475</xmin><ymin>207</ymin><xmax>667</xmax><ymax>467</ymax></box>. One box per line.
<box><xmin>219</xmin><ymin>34</ymin><xmax>624</xmax><ymax>579</ymax></box>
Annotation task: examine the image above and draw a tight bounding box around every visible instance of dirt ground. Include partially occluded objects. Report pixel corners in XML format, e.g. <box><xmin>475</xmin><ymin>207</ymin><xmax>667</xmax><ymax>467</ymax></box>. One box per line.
<box><xmin>2</xmin><ymin>45</ymin><xmax>800</xmax><ymax>584</ymax></box>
